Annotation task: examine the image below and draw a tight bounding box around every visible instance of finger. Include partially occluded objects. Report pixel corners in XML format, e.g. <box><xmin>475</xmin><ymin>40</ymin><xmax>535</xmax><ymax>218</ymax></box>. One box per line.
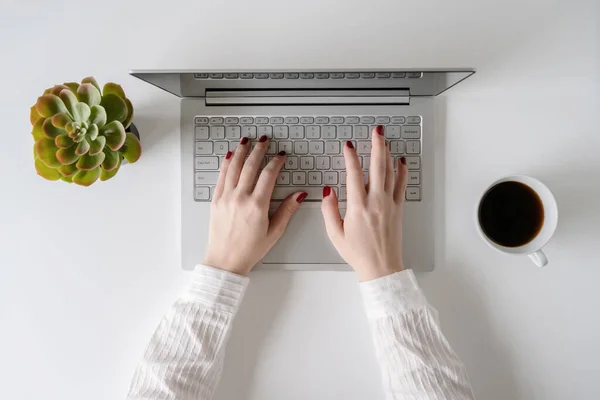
<box><xmin>321</xmin><ymin>185</ymin><xmax>344</xmax><ymax>246</ymax></box>
<box><xmin>267</xmin><ymin>191</ymin><xmax>307</xmax><ymax>243</ymax></box>
<box><xmin>238</xmin><ymin>135</ymin><xmax>269</xmax><ymax>192</ymax></box>
<box><xmin>213</xmin><ymin>151</ymin><xmax>233</xmax><ymax>200</ymax></box>
<box><xmin>384</xmin><ymin>145</ymin><xmax>395</xmax><ymax>192</ymax></box>
<box><xmin>343</xmin><ymin>141</ymin><xmax>366</xmax><ymax>202</ymax></box>
<box><xmin>254</xmin><ymin>150</ymin><xmax>286</xmax><ymax>203</ymax></box>
<box><xmin>224</xmin><ymin>137</ymin><xmax>251</xmax><ymax>189</ymax></box>
<box><xmin>369</xmin><ymin>125</ymin><xmax>387</xmax><ymax>193</ymax></box>
<box><xmin>393</xmin><ymin>157</ymin><xmax>408</xmax><ymax>203</ymax></box>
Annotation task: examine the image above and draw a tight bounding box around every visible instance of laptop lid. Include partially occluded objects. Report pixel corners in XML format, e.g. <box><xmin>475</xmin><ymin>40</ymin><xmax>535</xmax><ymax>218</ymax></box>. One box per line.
<box><xmin>130</xmin><ymin>69</ymin><xmax>475</xmax><ymax>98</ymax></box>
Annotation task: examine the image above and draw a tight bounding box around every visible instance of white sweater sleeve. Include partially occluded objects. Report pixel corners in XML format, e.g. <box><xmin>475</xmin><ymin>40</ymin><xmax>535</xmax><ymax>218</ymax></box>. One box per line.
<box><xmin>126</xmin><ymin>265</ymin><xmax>249</xmax><ymax>400</ymax></box>
<box><xmin>360</xmin><ymin>269</ymin><xmax>475</xmax><ymax>400</ymax></box>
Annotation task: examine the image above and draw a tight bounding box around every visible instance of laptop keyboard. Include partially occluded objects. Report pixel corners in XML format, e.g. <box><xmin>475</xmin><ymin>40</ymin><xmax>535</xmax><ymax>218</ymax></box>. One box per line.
<box><xmin>193</xmin><ymin>116</ymin><xmax>422</xmax><ymax>202</ymax></box>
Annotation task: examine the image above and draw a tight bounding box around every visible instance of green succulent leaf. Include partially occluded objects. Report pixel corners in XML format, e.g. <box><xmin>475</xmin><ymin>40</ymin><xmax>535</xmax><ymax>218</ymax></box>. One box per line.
<box><xmin>56</xmin><ymin>146</ymin><xmax>79</xmax><ymax>165</ymax></box>
<box><xmin>49</xmin><ymin>84</ymin><xmax>71</xmax><ymax>96</ymax></box>
<box><xmin>76</xmin><ymin>152</ymin><xmax>105</xmax><ymax>171</ymax></box>
<box><xmin>58</xmin><ymin>163</ymin><xmax>78</xmax><ymax>177</ymax></box>
<box><xmin>35</xmin><ymin>138</ymin><xmax>61</xmax><ymax>168</ymax></box>
<box><xmin>35</xmin><ymin>157</ymin><xmax>61</xmax><ymax>181</ymax></box>
<box><xmin>100</xmin><ymin>158</ymin><xmax>121</xmax><ymax>181</ymax></box>
<box><xmin>32</xmin><ymin>118</ymin><xmax>46</xmax><ymax>141</ymax></box>
<box><xmin>65</xmin><ymin>122</ymin><xmax>74</xmax><ymax>134</ymax></box>
<box><xmin>30</xmin><ymin>105</ymin><xmax>42</xmax><ymax>125</ymax></box>
<box><xmin>100</xmin><ymin>94</ymin><xmax>127</xmax><ymax>124</ymax></box>
<box><xmin>35</xmin><ymin>94</ymin><xmax>68</xmax><ymax>118</ymax></box>
<box><xmin>73</xmin><ymin>167</ymin><xmax>101</xmax><ymax>186</ymax></box>
<box><xmin>72</xmin><ymin>133</ymin><xmax>85</xmax><ymax>143</ymax></box>
<box><xmin>73</xmin><ymin>102</ymin><xmax>91</xmax><ymax>123</ymax></box>
<box><xmin>75</xmin><ymin>139</ymin><xmax>90</xmax><ymax>156</ymax></box>
<box><xmin>89</xmin><ymin>136</ymin><xmax>106</xmax><ymax>156</ymax></box>
<box><xmin>87</xmin><ymin>124</ymin><xmax>99</xmax><ymax>141</ymax></box>
<box><xmin>51</xmin><ymin>113</ymin><xmax>72</xmax><ymax>129</ymax></box>
<box><xmin>81</xmin><ymin>77</ymin><xmax>101</xmax><ymax>92</ymax></box>
<box><xmin>123</xmin><ymin>98</ymin><xmax>134</xmax><ymax>128</ymax></box>
<box><xmin>60</xmin><ymin>175</ymin><xmax>74</xmax><ymax>183</ymax></box>
<box><xmin>77</xmin><ymin>83</ymin><xmax>101</xmax><ymax>107</ymax></box>
<box><xmin>100</xmin><ymin>120</ymin><xmax>126</xmax><ymax>150</ymax></box>
<box><xmin>58</xmin><ymin>90</ymin><xmax>79</xmax><ymax>119</ymax></box>
<box><xmin>63</xmin><ymin>82</ymin><xmax>80</xmax><ymax>93</ymax></box>
<box><xmin>102</xmin><ymin>148</ymin><xmax>120</xmax><ymax>171</ymax></box>
<box><xmin>102</xmin><ymin>82</ymin><xmax>126</xmax><ymax>99</ymax></box>
<box><xmin>121</xmin><ymin>132</ymin><xmax>142</xmax><ymax>163</ymax></box>
<box><xmin>42</xmin><ymin>117</ymin><xmax>66</xmax><ymax>138</ymax></box>
<box><xmin>55</xmin><ymin>134</ymin><xmax>74</xmax><ymax>149</ymax></box>
<box><xmin>89</xmin><ymin>105</ymin><xmax>107</xmax><ymax>127</ymax></box>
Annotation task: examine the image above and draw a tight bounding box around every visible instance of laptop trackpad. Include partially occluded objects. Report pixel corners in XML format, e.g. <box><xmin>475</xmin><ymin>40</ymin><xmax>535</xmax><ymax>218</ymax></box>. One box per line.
<box><xmin>263</xmin><ymin>207</ymin><xmax>346</xmax><ymax>265</ymax></box>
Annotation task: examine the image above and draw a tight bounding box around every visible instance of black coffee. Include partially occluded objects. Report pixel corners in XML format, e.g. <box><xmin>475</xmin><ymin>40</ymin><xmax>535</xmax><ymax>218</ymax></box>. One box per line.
<box><xmin>478</xmin><ymin>181</ymin><xmax>544</xmax><ymax>247</ymax></box>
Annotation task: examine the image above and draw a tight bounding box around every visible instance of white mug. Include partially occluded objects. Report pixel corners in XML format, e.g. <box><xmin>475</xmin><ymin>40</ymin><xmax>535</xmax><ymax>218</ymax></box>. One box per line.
<box><xmin>476</xmin><ymin>175</ymin><xmax>558</xmax><ymax>267</ymax></box>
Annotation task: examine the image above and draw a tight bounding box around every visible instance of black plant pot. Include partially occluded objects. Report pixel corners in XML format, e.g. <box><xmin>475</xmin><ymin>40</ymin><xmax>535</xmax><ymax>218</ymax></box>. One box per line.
<box><xmin>127</xmin><ymin>123</ymin><xmax>140</xmax><ymax>140</ymax></box>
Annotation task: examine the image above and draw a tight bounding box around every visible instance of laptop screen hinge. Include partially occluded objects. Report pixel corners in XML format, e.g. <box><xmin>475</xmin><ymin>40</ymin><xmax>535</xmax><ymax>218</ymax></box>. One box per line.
<box><xmin>205</xmin><ymin>89</ymin><xmax>410</xmax><ymax>106</ymax></box>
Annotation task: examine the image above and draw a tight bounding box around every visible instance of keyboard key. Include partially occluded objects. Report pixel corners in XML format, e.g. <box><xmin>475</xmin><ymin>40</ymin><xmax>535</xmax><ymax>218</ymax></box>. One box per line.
<box><xmin>405</xmin><ymin>156</ymin><xmax>421</xmax><ymax>170</ymax></box>
<box><xmin>277</xmin><ymin>141</ymin><xmax>292</xmax><ymax>153</ymax></box>
<box><xmin>309</xmin><ymin>141</ymin><xmax>325</xmax><ymax>154</ymax></box>
<box><xmin>375</xmin><ymin>116</ymin><xmax>390</xmax><ymax>124</ymax></box>
<box><xmin>308</xmin><ymin>171</ymin><xmax>322</xmax><ymax>185</ymax></box>
<box><xmin>194</xmin><ymin>73</ymin><xmax>209</xmax><ymax>79</ymax></box>
<box><xmin>255</xmin><ymin>117</ymin><xmax>269</xmax><ymax>124</ymax></box>
<box><xmin>360</xmin><ymin>72</ymin><xmax>375</xmax><ymax>79</ymax></box>
<box><xmin>406</xmin><ymin>141</ymin><xmax>421</xmax><ymax>154</ymax></box>
<box><xmin>322</xmin><ymin>126</ymin><xmax>336</xmax><ymax>139</ymax></box>
<box><xmin>316</xmin><ymin>157</ymin><xmax>330</xmax><ymax>170</ymax></box>
<box><xmin>277</xmin><ymin>172</ymin><xmax>290</xmax><ymax>185</ymax></box>
<box><xmin>195</xmin><ymin>117</ymin><xmax>209</xmax><ymax>124</ymax></box>
<box><xmin>294</xmin><ymin>141</ymin><xmax>309</xmax><ymax>154</ymax></box>
<box><xmin>325</xmin><ymin>141</ymin><xmax>341</xmax><ymax>154</ymax></box>
<box><xmin>195</xmin><ymin>126</ymin><xmax>209</xmax><ymax>140</ymax></box>
<box><xmin>229</xmin><ymin>141</ymin><xmax>239</xmax><ymax>151</ymax></box>
<box><xmin>360</xmin><ymin>116</ymin><xmax>375</xmax><ymax>124</ymax></box>
<box><xmin>408</xmin><ymin>171</ymin><xmax>420</xmax><ymax>185</ymax></box>
<box><xmin>407</xmin><ymin>116</ymin><xmax>421</xmax><ymax>124</ymax></box>
<box><xmin>270</xmin><ymin>73</ymin><xmax>284</xmax><ymax>79</ymax></box>
<box><xmin>345</xmin><ymin>72</ymin><xmax>359</xmax><ymax>79</ymax></box>
<box><xmin>258</xmin><ymin>125</ymin><xmax>273</xmax><ymax>138</ymax></box>
<box><xmin>210</xmin><ymin>126</ymin><xmax>225</xmax><ymax>139</ymax></box>
<box><xmin>338</xmin><ymin>125</ymin><xmax>352</xmax><ymax>139</ymax></box>
<box><xmin>330</xmin><ymin>73</ymin><xmax>344</xmax><ymax>79</ymax></box>
<box><xmin>226</xmin><ymin>126</ymin><xmax>241</xmax><ymax>139</ymax></box>
<box><xmin>315</xmin><ymin>73</ymin><xmax>329</xmax><ymax>79</ymax></box>
<box><xmin>300</xmin><ymin>156</ymin><xmax>314</xmax><ymax>170</ymax></box>
<box><xmin>195</xmin><ymin>156</ymin><xmax>219</xmax><ymax>170</ymax></box>
<box><xmin>255</xmin><ymin>73</ymin><xmax>269</xmax><ymax>79</ymax></box>
<box><xmin>210</xmin><ymin>117</ymin><xmax>224</xmax><ymax>124</ymax></box>
<box><xmin>285</xmin><ymin>157</ymin><xmax>298</xmax><ymax>170</ymax></box>
<box><xmin>330</xmin><ymin>116</ymin><xmax>344</xmax><ymax>124</ymax></box>
<box><xmin>270</xmin><ymin>117</ymin><xmax>284</xmax><ymax>124</ymax></box>
<box><xmin>300</xmin><ymin>116</ymin><xmax>314</xmax><ymax>124</ymax></box>
<box><xmin>375</xmin><ymin>72</ymin><xmax>391</xmax><ymax>78</ymax></box>
<box><xmin>402</xmin><ymin>125</ymin><xmax>421</xmax><ymax>139</ymax></box>
<box><xmin>332</xmin><ymin>157</ymin><xmax>345</xmax><ymax>170</ymax></box>
<box><xmin>274</xmin><ymin>125</ymin><xmax>289</xmax><ymax>139</ymax></box>
<box><xmin>195</xmin><ymin>171</ymin><xmax>219</xmax><ymax>185</ymax></box>
<box><xmin>362</xmin><ymin>156</ymin><xmax>370</xmax><ymax>170</ymax></box>
<box><xmin>299</xmin><ymin>73</ymin><xmax>314</xmax><ymax>79</ymax></box>
<box><xmin>266</xmin><ymin>141</ymin><xmax>277</xmax><ymax>154</ymax></box>
<box><xmin>340</xmin><ymin>171</ymin><xmax>347</xmax><ymax>184</ymax></box>
<box><xmin>339</xmin><ymin>186</ymin><xmax>347</xmax><ymax>200</ymax></box>
<box><xmin>353</xmin><ymin>126</ymin><xmax>368</xmax><ymax>139</ymax></box>
<box><xmin>209</xmin><ymin>73</ymin><xmax>223</xmax><ymax>79</ymax></box>
<box><xmin>345</xmin><ymin>116</ymin><xmax>360</xmax><ymax>124</ymax></box>
<box><xmin>324</xmin><ymin>171</ymin><xmax>338</xmax><ymax>185</ymax></box>
<box><xmin>391</xmin><ymin>116</ymin><xmax>406</xmax><ymax>124</ymax></box>
<box><xmin>292</xmin><ymin>171</ymin><xmax>306</xmax><ymax>185</ymax></box>
<box><xmin>194</xmin><ymin>186</ymin><xmax>210</xmax><ymax>201</ymax></box>
<box><xmin>225</xmin><ymin>117</ymin><xmax>239</xmax><ymax>124</ymax></box>
<box><xmin>390</xmin><ymin>141</ymin><xmax>405</xmax><ymax>154</ymax></box>
<box><xmin>214</xmin><ymin>142</ymin><xmax>229</xmax><ymax>155</ymax></box>
<box><xmin>285</xmin><ymin>73</ymin><xmax>299</xmax><ymax>79</ymax></box>
<box><xmin>315</xmin><ymin>116</ymin><xmax>329</xmax><ymax>124</ymax></box>
<box><xmin>290</xmin><ymin>126</ymin><xmax>304</xmax><ymax>139</ymax></box>
<box><xmin>195</xmin><ymin>142</ymin><xmax>213</xmax><ymax>155</ymax></box>
<box><xmin>271</xmin><ymin>186</ymin><xmax>322</xmax><ymax>200</ymax></box>
<box><xmin>406</xmin><ymin>187</ymin><xmax>421</xmax><ymax>201</ymax></box>
<box><xmin>407</xmin><ymin>72</ymin><xmax>422</xmax><ymax>78</ymax></box>
<box><xmin>240</xmin><ymin>73</ymin><xmax>253</xmax><ymax>79</ymax></box>
<box><xmin>357</xmin><ymin>141</ymin><xmax>371</xmax><ymax>154</ymax></box>
<box><xmin>285</xmin><ymin>116</ymin><xmax>299</xmax><ymax>124</ymax></box>
<box><xmin>241</xmin><ymin>125</ymin><xmax>257</xmax><ymax>138</ymax></box>
<box><xmin>240</xmin><ymin>117</ymin><xmax>254</xmax><ymax>124</ymax></box>
<box><xmin>391</xmin><ymin>72</ymin><xmax>406</xmax><ymax>78</ymax></box>
<box><xmin>306</xmin><ymin>125</ymin><xmax>320</xmax><ymax>139</ymax></box>
<box><xmin>386</xmin><ymin>125</ymin><xmax>401</xmax><ymax>139</ymax></box>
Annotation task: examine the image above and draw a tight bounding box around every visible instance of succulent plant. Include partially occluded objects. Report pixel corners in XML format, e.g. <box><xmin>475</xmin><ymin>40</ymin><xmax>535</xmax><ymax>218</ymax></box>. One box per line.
<box><xmin>30</xmin><ymin>77</ymin><xmax>142</xmax><ymax>186</ymax></box>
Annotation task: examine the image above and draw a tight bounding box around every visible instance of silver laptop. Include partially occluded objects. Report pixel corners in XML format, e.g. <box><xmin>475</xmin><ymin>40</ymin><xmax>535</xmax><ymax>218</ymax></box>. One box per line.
<box><xmin>131</xmin><ymin>69</ymin><xmax>475</xmax><ymax>271</ymax></box>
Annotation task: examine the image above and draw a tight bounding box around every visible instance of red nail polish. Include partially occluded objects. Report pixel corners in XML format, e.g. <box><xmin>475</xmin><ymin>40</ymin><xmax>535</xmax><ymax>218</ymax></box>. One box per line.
<box><xmin>400</xmin><ymin>156</ymin><xmax>406</xmax><ymax>165</ymax></box>
<box><xmin>375</xmin><ymin>125</ymin><xmax>384</xmax><ymax>136</ymax></box>
<box><xmin>323</xmin><ymin>186</ymin><xmax>331</xmax><ymax>198</ymax></box>
<box><xmin>278</xmin><ymin>151</ymin><xmax>286</xmax><ymax>156</ymax></box>
<box><xmin>225</xmin><ymin>151</ymin><xmax>233</xmax><ymax>160</ymax></box>
<box><xmin>259</xmin><ymin>135</ymin><xmax>268</xmax><ymax>142</ymax></box>
<box><xmin>296</xmin><ymin>192</ymin><xmax>308</xmax><ymax>203</ymax></box>
<box><xmin>240</xmin><ymin>137</ymin><xmax>249</xmax><ymax>145</ymax></box>
<box><xmin>346</xmin><ymin>141</ymin><xmax>354</xmax><ymax>149</ymax></box>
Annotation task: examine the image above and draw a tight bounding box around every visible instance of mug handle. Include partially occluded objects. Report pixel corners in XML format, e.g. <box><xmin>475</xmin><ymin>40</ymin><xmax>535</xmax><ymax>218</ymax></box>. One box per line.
<box><xmin>528</xmin><ymin>250</ymin><xmax>548</xmax><ymax>267</ymax></box>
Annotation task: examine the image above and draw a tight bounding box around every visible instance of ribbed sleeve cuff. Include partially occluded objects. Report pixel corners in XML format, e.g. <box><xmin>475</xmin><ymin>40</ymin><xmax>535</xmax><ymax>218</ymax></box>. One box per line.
<box><xmin>359</xmin><ymin>269</ymin><xmax>428</xmax><ymax>319</ymax></box>
<box><xmin>181</xmin><ymin>264</ymin><xmax>250</xmax><ymax>314</ymax></box>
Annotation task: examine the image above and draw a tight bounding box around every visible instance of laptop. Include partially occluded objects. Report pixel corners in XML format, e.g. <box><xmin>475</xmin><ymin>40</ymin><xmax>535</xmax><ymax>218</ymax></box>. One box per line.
<box><xmin>131</xmin><ymin>69</ymin><xmax>475</xmax><ymax>271</ymax></box>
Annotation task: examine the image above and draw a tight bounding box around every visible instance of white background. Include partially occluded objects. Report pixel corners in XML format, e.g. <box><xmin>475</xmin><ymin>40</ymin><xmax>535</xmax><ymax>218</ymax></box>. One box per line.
<box><xmin>1</xmin><ymin>0</ymin><xmax>599</xmax><ymax>399</ymax></box>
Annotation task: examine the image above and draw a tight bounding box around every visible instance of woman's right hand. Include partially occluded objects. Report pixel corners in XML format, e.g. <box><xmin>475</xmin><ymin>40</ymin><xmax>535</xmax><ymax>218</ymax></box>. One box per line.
<box><xmin>321</xmin><ymin>126</ymin><xmax>408</xmax><ymax>282</ymax></box>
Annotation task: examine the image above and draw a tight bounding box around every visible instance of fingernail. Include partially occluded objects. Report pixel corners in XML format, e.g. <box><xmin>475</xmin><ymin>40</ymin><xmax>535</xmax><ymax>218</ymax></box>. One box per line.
<box><xmin>375</xmin><ymin>125</ymin><xmax>384</xmax><ymax>136</ymax></box>
<box><xmin>400</xmin><ymin>156</ymin><xmax>406</xmax><ymax>165</ymax></box>
<box><xmin>225</xmin><ymin>151</ymin><xmax>233</xmax><ymax>160</ymax></box>
<box><xmin>346</xmin><ymin>141</ymin><xmax>354</xmax><ymax>149</ymax></box>
<box><xmin>296</xmin><ymin>192</ymin><xmax>308</xmax><ymax>203</ymax></box>
<box><xmin>323</xmin><ymin>186</ymin><xmax>331</xmax><ymax>198</ymax></box>
<box><xmin>259</xmin><ymin>135</ymin><xmax>268</xmax><ymax>143</ymax></box>
<box><xmin>240</xmin><ymin>137</ymin><xmax>249</xmax><ymax>145</ymax></box>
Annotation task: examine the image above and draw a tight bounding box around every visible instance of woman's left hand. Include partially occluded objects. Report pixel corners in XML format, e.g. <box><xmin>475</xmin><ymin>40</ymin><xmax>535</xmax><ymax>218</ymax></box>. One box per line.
<box><xmin>203</xmin><ymin>136</ymin><xmax>307</xmax><ymax>276</ymax></box>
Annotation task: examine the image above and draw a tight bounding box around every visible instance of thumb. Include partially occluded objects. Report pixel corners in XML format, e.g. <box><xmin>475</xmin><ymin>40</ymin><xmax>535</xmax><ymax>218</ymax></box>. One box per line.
<box><xmin>267</xmin><ymin>191</ymin><xmax>306</xmax><ymax>242</ymax></box>
<box><xmin>321</xmin><ymin>186</ymin><xmax>344</xmax><ymax>245</ymax></box>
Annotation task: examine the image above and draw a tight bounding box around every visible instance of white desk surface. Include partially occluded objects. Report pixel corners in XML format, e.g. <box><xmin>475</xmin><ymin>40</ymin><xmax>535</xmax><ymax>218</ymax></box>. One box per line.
<box><xmin>1</xmin><ymin>0</ymin><xmax>599</xmax><ymax>399</ymax></box>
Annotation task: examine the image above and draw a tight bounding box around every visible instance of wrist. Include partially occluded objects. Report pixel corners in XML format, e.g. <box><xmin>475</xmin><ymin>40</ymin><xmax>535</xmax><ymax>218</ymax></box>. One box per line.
<box><xmin>356</xmin><ymin>263</ymin><xmax>405</xmax><ymax>282</ymax></box>
<box><xmin>202</xmin><ymin>254</ymin><xmax>251</xmax><ymax>276</ymax></box>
